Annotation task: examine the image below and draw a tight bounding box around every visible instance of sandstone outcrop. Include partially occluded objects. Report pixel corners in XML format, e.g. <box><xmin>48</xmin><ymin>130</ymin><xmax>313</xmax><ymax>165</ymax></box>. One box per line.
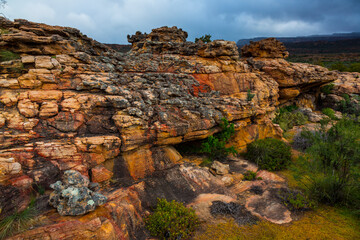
<box><xmin>0</xmin><ymin>18</ymin><xmax>359</xmax><ymax>239</ymax></box>
<box><xmin>241</xmin><ymin>38</ymin><xmax>289</xmax><ymax>58</ymax></box>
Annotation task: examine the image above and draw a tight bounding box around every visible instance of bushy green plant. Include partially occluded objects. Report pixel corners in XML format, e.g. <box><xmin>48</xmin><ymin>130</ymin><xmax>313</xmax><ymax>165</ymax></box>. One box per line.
<box><xmin>273</xmin><ymin>110</ymin><xmax>308</xmax><ymax>131</ymax></box>
<box><xmin>247</xmin><ymin>89</ymin><xmax>255</xmax><ymax>101</ymax></box>
<box><xmin>330</xmin><ymin>62</ymin><xmax>348</xmax><ymax>72</ymax></box>
<box><xmin>0</xmin><ymin>50</ymin><xmax>20</xmax><ymax>62</ymax></box>
<box><xmin>320</xmin><ymin>83</ymin><xmax>335</xmax><ymax>95</ymax></box>
<box><xmin>322</xmin><ymin>107</ymin><xmax>337</xmax><ymax>120</ymax></box>
<box><xmin>328</xmin><ymin>61</ymin><xmax>360</xmax><ymax>73</ymax></box>
<box><xmin>243</xmin><ymin>170</ymin><xmax>261</xmax><ymax>181</ymax></box>
<box><xmin>245</xmin><ymin>138</ymin><xmax>292</xmax><ymax>171</ymax></box>
<box><xmin>337</xmin><ymin>94</ymin><xmax>360</xmax><ymax>116</ymax></box>
<box><xmin>348</xmin><ymin>62</ymin><xmax>360</xmax><ymax>73</ymax></box>
<box><xmin>293</xmin><ymin>118</ymin><xmax>360</xmax><ymax>213</ymax></box>
<box><xmin>0</xmin><ymin>198</ymin><xmax>36</xmax><ymax>239</ymax></box>
<box><xmin>279</xmin><ymin>104</ymin><xmax>298</xmax><ymax>114</ymax></box>
<box><xmin>200</xmin><ymin>118</ymin><xmax>237</xmax><ymax>161</ymax></box>
<box><xmin>195</xmin><ymin>34</ymin><xmax>211</xmax><ymax>43</ymax></box>
<box><xmin>145</xmin><ymin>198</ymin><xmax>200</xmax><ymax>240</ymax></box>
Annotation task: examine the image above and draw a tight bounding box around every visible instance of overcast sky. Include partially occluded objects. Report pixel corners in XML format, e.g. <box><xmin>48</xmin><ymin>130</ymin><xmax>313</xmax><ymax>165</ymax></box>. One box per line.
<box><xmin>2</xmin><ymin>0</ymin><xmax>360</xmax><ymax>44</ymax></box>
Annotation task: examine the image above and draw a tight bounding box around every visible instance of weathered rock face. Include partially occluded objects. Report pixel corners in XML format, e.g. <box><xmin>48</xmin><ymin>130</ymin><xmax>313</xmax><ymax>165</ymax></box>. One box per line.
<box><xmin>0</xmin><ymin>20</ymin><xmax>284</xmax><ymax>191</ymax></box>
<box><xmin>241</xmin><ymin>38</ymin><xmax>289</xmax><ymax>58</ymax></box>
<box><xmin>0</xmin><ymin>18</ymin><xmax>359</xmax><ymax>239</ymax></box>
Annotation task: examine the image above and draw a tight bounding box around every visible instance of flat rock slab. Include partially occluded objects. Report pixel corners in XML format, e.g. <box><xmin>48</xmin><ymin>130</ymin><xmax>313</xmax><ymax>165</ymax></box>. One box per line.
<box><xmin>245</xmin><ymin>190</ymin><xmax>292</xmax><ymax>224</ymax></box>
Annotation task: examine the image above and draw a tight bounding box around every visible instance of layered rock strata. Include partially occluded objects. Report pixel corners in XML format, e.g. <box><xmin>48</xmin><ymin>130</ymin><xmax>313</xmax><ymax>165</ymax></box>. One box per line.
<box><xmin>0</xmin><ymin>18</ymin><xmax>358</xmax><ymax>239</ymax></box>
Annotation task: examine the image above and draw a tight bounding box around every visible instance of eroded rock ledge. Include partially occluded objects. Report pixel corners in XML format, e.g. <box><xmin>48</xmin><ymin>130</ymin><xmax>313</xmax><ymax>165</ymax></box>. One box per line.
<box><xmin>0</xmin><ymin>18</ymin><xmax>359</xmax><ymax>239</ymax></box>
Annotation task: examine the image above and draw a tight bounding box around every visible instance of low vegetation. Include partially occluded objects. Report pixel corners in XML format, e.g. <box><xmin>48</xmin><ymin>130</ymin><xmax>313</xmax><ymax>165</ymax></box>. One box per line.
<box><xmin>242</xmin><ymin>170</ymin><xmax>261</xmax><ymax>181</ymax></box>
<box><xmin>337</xmin><ymin>94</ymin><xmax>360</xmax><ymax>116</ymax></box>
<box><xmin>0</xmin><ymin>50</ymin><xmax>20</xmax><ymax>62</ymax></box>
<box><xmin>196</xmin><ymin>207</ymin><xmax>360</xmax><ymax>240</ymax></box>
<box><xmin>200</xmin><ymin>118</ymin><xmax>237</xmax><ymax>162</ymax></box>
<box><xmin>145</xmin><ymin>198</ymin><xmax>200</xmax><ymax>240</ymax></box>
<box><xmin>273</xmin><ymin>105</ymin><xmax>308</xmax><ymax>132</ymax></box>
<box><xmin>320</xmin><ymin>83</ymin><xmax>334</xmax><ymax>95</ymax></box>
<box><xmin>245</xmin><ymin>138</ymin><xmax>292</xmax><ymax>171</ymax></box>
<box><xmin>0</xmin><ymin>198</ymin><xmax>37</xmax><ymax>240</ymax></box>
<box><xmin>277</xmin><ymin>188</ymin><xmax>314</xmax><ymax>211</ymax></box>
<box><xmin>247</xmin><ymin>89</ymin><xmax>255</xmax><ymax>101</ymax></box>
<box><xmin>329</xmin><ymin>61</ymin><xmax>360</xmax><ymax>73</ymax></box>
<box><xmin>321</xmin><ymin>107</ymin><xmax>337</xmax><ymax>120</ymax></box>
<box><xmin>292</xmin><ymin>118</ymin><xmax>360</xmax><ymax>214</ymax></box>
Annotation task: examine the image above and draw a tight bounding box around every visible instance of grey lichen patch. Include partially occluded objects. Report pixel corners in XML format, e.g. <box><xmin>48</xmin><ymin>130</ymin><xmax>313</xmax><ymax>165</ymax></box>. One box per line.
<box><xmin>49</xmin><ymin>170</ymin><xmax>107</xmax><ymax>216</ymax></box>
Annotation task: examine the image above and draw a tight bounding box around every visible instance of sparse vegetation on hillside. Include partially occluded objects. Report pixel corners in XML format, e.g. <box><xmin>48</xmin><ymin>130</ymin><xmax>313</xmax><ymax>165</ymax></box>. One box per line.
<box><xmin>292</xmin><ymin>118</ymin><xmax>360</xmax><ymax>214</ymax></box>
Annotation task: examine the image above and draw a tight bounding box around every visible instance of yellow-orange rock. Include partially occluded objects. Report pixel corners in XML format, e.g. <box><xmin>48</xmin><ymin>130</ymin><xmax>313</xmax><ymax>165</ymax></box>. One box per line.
<box><xmin>17</xmin><ymin>99</ymin><xmax>39</xmax><ymax>117</ymax></box>
<box><xmin>91</xmin><ymin>165</ymin><xmax>113</xmax><ymax>183</ymax></box>
<box><xmin>39</xmin><ymin>101</ymin><xmax>59</xmax><ymax>118</ymax></box>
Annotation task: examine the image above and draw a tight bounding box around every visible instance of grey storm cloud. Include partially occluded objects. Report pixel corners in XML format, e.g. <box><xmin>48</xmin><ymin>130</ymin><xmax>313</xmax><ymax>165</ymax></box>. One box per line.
<box><xmin>2</xmin><ymin>0</ymin><xmax>360</xmax><ymax>44</ymax></box>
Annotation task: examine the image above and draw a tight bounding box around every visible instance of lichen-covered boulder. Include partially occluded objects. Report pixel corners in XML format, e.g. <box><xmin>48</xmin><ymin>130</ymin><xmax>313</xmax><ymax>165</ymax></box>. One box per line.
<box><xmin>49</xmin><ymin>170</ymin><xmax>107</xmax><ymax>216</ymax></box>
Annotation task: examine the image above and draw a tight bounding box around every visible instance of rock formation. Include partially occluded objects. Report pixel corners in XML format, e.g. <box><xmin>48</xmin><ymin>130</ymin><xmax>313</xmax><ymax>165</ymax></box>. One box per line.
<box><xmin>241</xmin><ymin>38</ymin><xmax>289</xmax><ymax>58</ymax></box>
<box><xmin>0</xmin><ymin>18</ymin><xmax>359</xmax><ymax>239</ymax></box>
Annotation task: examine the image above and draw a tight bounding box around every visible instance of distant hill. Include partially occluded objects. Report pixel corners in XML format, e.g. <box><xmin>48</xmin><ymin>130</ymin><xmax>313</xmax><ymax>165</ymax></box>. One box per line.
<box><xmin>237</xmin><ymin>32</ymin><xmax>360</xmax><ymax>63</ymax></box>
<box><xmin>236</xmin><ymin>32</ymin><xmax>360</xmax><ymax>47</ymax></box>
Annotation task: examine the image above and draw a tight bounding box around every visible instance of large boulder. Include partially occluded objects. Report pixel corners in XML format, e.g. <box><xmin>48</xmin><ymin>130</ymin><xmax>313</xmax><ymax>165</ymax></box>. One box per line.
<box><xmin>241</xmin><ymin>38</ymin><xmax>289</xmax><ymax>58</ymax></box>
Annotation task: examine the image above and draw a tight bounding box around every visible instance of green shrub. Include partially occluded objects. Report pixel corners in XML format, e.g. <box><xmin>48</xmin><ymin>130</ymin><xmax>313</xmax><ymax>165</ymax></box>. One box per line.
<box><xmin>247</xmin><ymin>89</ymin><xmax>255</xmax><ymax>101</ymax></box>
<box><xmin>145</xmin><ymin>198</ymin><xmax>200</xmax><ymax>240</ymax></box>
<box><xmin>245</xmin><ymin>138</ymin><xmax>292</xmax><ymax>171</ymax></box>
<box><xmin>200</xmin><ymin>118</ymin><xmax>237</xmax><ymax>161</ymax></box>
<box><xmin>293</xmin><ymin>118</ymin><xmax>360</xmax><ymax>213</ymax></box>
<box><xmin>277</xmin><ymin>188</ymin><xmax>315</xmax><ymax>211</ymax></box>
<box><xmin>330</xmin><ymin>62</ymin><xmax>348</xmax><ymax>72</ymax></box>
<box><xmin>279</xmin><ymin>104</ymin><xmax>298</xmax><ymax>114</ymax></box>
<box><xmin>337</xmin><ymin>94</ymin><xmax>360</xmax><ymax>116</ymax></box>
<box><xmin>0</xmin><ymin>50</ymin><xmax>20</xmax><ymax>62</ymax></box>
<box><xmin>348</xmin><ymin>62</ymin><xmax>360</xmax><ymax>73</ymax></box>
<box><xmin>273</xmin><ymin>111</ymin><xmax>308</xmax><ymax>131</ymax></box>
<box><xmin>0</xmin><ymin>198</ymin><xmax>36</xmax><ymax>239</ymax></box>
<box><xmin>322</xmin><ymin>108</ymin><xmax>337</xmax><ymax>120</ymax></box>
<box><xmin>243</xmin><ymin>170</ymin><xmax>261</xmax><ymax>181</ymax></box>
<box><xmin>195</xmin><ymin>34</ymin><xmax>211</xmax><ymax>43</ymax></box>
<box><xmin>320</xmin><ymin>83</ymin><xmax>334</xmax><ymax>95</ymax></box>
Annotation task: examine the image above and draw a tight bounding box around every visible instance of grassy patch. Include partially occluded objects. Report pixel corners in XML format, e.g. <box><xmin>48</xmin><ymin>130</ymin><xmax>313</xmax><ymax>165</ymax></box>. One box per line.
<box><xmin>0</xmin><ymin>50</ymin><xmax>20</xmax><ymax>62</ymax></box>
<box><xmin>195</xmin><ymin>206</ymin><xmax>360</xmax><ymax>240</ymax></box>
<box><xmin>0</xmin><ymin>198</ymin><xmax>37</xmax><ymax>239</ymax></box>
